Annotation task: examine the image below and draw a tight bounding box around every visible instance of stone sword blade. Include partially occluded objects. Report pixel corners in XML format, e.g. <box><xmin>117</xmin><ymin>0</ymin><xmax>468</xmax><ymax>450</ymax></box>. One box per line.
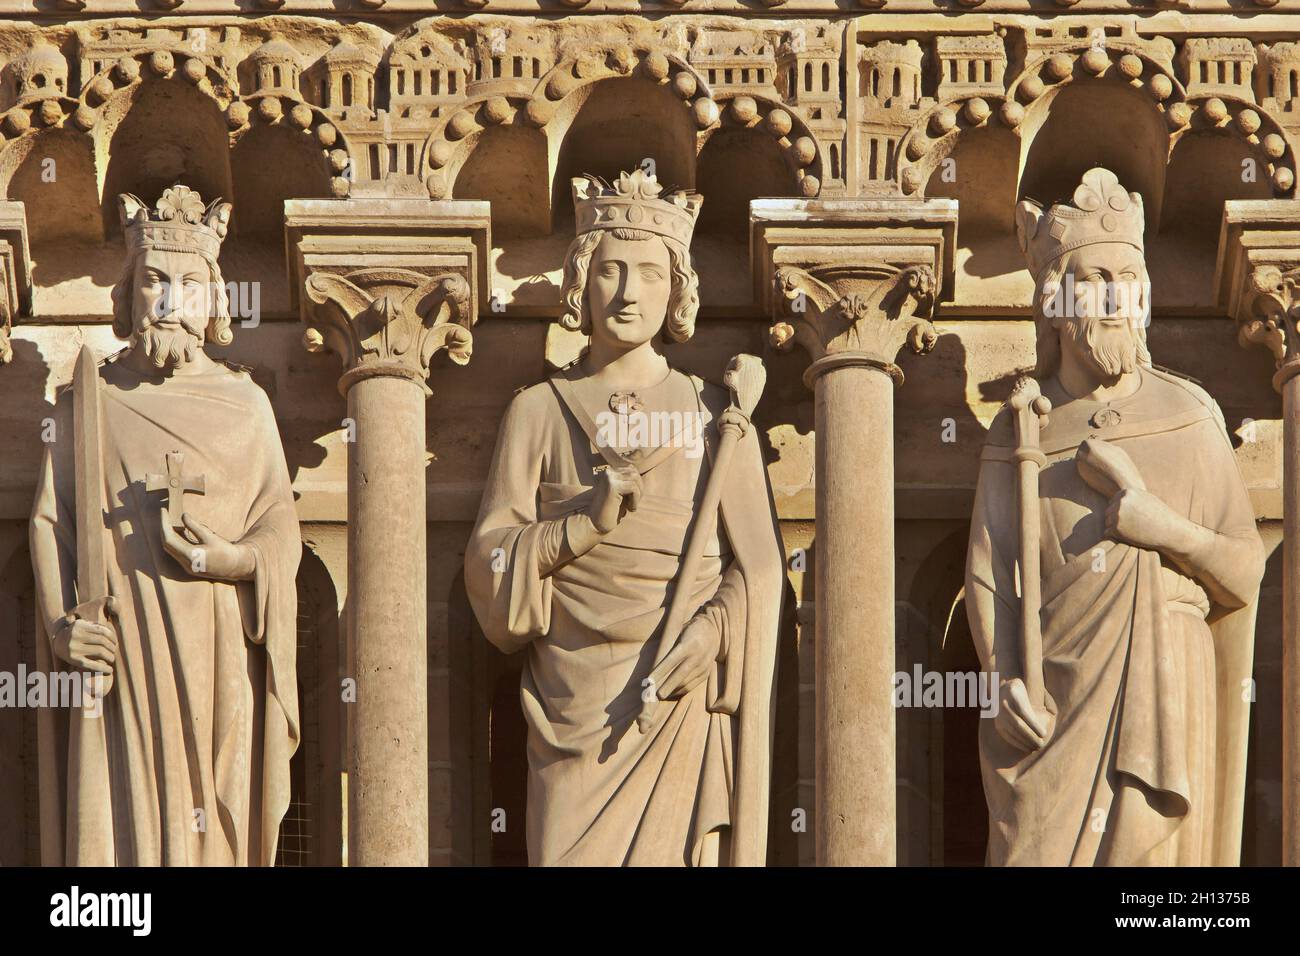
<box><xmin>73</xmin><ymin>345</ymin><xmax>109</xmax><ymax>606</ymax></box>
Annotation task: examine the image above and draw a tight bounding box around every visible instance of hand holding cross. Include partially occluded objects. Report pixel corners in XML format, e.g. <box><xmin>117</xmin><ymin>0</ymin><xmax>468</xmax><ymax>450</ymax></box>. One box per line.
<box><xmin>146</xmin><ymin>451</ymin><xmax>206</xmax><ymax>529</ymax></box>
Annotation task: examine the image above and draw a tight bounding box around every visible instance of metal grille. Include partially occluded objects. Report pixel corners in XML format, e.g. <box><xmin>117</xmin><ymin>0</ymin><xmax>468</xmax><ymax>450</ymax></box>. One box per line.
<box><xmin>275</xmin><ymin>582</ymin><xmax>319</xmax><ymax>867</ymax></box>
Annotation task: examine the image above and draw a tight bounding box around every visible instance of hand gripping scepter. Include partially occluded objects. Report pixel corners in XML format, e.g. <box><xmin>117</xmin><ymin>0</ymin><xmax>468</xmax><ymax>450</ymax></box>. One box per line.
<box><xmin>1008</xmin><ymin>376</ymin><xmax>1052</xmax><ymax>712</ymax></box>
<box><xmin>637</xmin><ymin>354</ymin><xmax>767</xmax><ymax>734</ymax></box>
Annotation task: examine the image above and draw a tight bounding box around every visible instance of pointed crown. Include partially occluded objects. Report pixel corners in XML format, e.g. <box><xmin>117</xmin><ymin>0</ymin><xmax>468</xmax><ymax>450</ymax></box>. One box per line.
<box><xmin>1015</xmin><ymin>168</ymin><xmax>1145</xmax><ymax>280</ymax></box>
<box><xmin>119</xmin><ymin>185</ymin><xmax>232</xmax><ymax>260</ymax></box>
<box><xmin>572</xmin><ymin>169</ymin><xmax>702</xmax><ymax>247</ymax></box>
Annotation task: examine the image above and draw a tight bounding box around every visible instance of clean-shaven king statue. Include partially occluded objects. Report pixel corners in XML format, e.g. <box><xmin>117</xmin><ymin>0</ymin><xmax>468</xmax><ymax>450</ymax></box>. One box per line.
<box><xmin>467</xmin><ymin>169</ymin><xmax>785</xmax><ymax>866</ymax></box>
<box><xmin>966</xmin><ymin>168</ymin><xmax>1266</xmax><ymax>865</ymax></box>
<box><xmin>30</xmin><ymin>186</ymin><xmax>300</xmax><ymax>865</ymax></box>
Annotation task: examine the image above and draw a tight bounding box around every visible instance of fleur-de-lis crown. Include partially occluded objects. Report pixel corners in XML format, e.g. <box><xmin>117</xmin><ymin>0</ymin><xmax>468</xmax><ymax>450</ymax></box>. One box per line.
<box><xmin>1015</xmin><ymin>168</ymin><xmax>1145</xmax><ymax>281</ymax></box>
<box><xmin>572</xmin><ymin>168</ymin><xmax>702</xmax><ymax>246</ymax></box>
<box><xmin>119</xmin><ymin>185</ymin><xmax>232</xmax><ymax>259</ymax></box>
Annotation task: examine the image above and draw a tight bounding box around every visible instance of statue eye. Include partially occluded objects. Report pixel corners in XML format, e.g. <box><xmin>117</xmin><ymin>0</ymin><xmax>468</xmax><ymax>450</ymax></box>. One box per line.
<box><xmin>640</xmin><ymin>267</ymin><xmax>664</xmax><ymax>281</ymax></box>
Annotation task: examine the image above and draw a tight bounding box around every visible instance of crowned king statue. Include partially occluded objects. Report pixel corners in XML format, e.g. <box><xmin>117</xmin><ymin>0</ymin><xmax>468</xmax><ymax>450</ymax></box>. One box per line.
<box><xmin>466</xmin><ymin>169</ymin><xmax>786</xmax><ymax>866</ymax></box>
<box><xmin>30</xmin><ymin>186</ymin><xmax>301</xmax><ymax>866</ymax></box>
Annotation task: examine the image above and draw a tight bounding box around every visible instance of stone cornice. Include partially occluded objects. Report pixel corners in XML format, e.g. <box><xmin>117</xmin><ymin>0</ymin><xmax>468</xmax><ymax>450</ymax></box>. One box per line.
<box><xmin>0</xmin><ymin>3</ymin><xmax>1292</xmax><ymax>15</ymax></box>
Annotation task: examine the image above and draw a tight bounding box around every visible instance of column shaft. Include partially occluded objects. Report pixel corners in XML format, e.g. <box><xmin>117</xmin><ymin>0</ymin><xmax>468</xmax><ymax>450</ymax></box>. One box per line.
<box><xmin>347</xmin><ymin>375</ymin><xmax>429</xmax><ymax>866</ymax></box>
<box><xmin>814</xmin><ymin>360</ymin><xmax>895</xmax><ymax>866</ymax></box>
<box><xmin>1285</xmin><ymin>377</ymin><xmax>1300</xmax><ymax>866</ymax></box>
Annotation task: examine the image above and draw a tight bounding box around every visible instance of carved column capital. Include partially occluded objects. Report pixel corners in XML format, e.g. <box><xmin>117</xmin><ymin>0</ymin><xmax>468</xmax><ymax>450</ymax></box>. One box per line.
<box><xmin>303</xmin><ymin>269</ymin><xmax>472</xmax><ymax>395</ymax></box>
<box><xmin>750</xmin><ymin>198</ymin><xmax>957</xmax><ymax>388</ymax></box>
<box><xmin>1215</xmin><ymin>200</ymin><xmax>1300</xmax><ymax>393</ymax></box>
<box><xmin>0</xmin><ymin>202</ymin><xmax>32</xmax><ymax>366</ymax></box>
<box><xmin>285</xmin><ymin>198</ymin><xmax>491</xmax><ymax>394</ymax></box>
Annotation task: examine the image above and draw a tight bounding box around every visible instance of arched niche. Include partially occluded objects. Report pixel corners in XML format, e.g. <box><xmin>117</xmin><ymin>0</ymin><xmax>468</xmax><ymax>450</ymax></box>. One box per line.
<box><xmin>97</xmin><ymin>77</ymin><xmax>233</xmax><ymax>238</ymax></box>
<box><xmin>1018</xmin><ymin>80</ymin><xmax>1167</xmax><ymax>232</ymax></box>
<box><xmin>452</xmin><ymin>125</ymin><xmax>549</xmax><ymax>240</ymax></box>
<box><xmin>230</xmin><ymin>124</ymin><xmax>331</xmax><ymax>238</ymax></box>
<box><xmin>926</xmin><ymin>125</ymin><xmax>1020</xmax><ymax>281</ymax></box>
<box><xmin>0</xmin><ymin>129</ymin><xmax>99</xmax><ymax>245</ymax></box>
<box><xmin>1161</xmin><ymin>132</ymin><xmax>1272</xmax><ymax>240</ymax></box>
<box><xmin>928</xmin><ymin>125</ymin><xmax>1018</xmax><ymax>237</ymax></box>
<box><xmin>549</xmin><ymin>78</ymin><xmax>696</xmax><ymax>225</ymax></box>
<box><xmin>276</xmin><ymin>544</ymin><xmax>343</xmax><ymax>867</ymax></box>
<box><xmin>1152</xmin><ymin>132</ymin><xmax>1274</xmax><ymax>308</ymax></box>
<box><xmin>696</xmin><ymin>126</ymin><xmax>792</xmax><ymax>240</ymax></box>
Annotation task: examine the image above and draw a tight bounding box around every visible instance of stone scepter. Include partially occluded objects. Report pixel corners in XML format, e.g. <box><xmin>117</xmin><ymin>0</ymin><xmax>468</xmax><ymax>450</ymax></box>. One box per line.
<box><xmin>1008</xmin><ymin>375</ymin><xmax>1051</xmax><ymax>711</ymax></box>
<box><xmin>638</xmin><ymin>352</ymin><xmax>767</xmax><ymax>733</ymax></box>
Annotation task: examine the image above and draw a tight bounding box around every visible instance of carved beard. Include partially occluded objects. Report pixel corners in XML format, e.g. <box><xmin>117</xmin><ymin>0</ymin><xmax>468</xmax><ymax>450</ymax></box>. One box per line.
<box><xmin>135</xmin><ymin>321</ymin><xmax>205</xmax><ymax>370</ymax></box>
<box><xmin>1068</xmin><ymin>315</ymin><xmax>1138</xmax><ymax>379</ymax></box>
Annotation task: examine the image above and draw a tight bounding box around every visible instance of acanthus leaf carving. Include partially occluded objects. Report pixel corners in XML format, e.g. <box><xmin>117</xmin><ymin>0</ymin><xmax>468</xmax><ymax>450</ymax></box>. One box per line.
<box><xmin>303</xmin><ymin>267</ymin><xmax>474</xmax><ymax>396</ymax></box>
<box><xmin>1240</xmin><ymin>263</ymin><xmax>1300</xmax><ymax>390</ymax></box>
<box><xmin>770</xmin><ymin>262</ymin><xmax>937</xmax><ymax>382</ymax></box>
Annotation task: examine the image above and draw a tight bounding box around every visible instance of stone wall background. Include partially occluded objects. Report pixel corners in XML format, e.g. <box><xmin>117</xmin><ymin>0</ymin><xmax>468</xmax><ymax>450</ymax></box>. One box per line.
<box><xmin>0</xmin><ymin>4</ymin><xmax>1293</xmax><ymax>865</ymax></box>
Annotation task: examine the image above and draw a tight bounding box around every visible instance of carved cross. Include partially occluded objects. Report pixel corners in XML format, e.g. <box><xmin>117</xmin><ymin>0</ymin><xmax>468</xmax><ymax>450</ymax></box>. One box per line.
<box><xmin>145</xmin><ymin>451</ymin><xmax>206</xmax><ymax>529</ymax></box>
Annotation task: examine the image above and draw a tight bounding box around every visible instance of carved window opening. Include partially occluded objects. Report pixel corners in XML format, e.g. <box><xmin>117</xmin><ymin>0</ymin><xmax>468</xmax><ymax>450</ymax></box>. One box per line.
<box><xmin>804</xmin><ymin>63</ymin><xmax>812</xmax><ymax>92</ymax></box>
<box><xmin>342</xmin><ymin>73</ymin><xmax>353</xmax><ymax>107</ymax></box>
<box><xmin>406</xmin><ymin>143</ymin><xmax>415</xmax><ymax>174</ymax></box>
<box><xmin>449</xmin><ymin>71</ymin><xmax>457</xmax><ymax>94</ymax></box>
<box><xmin>368</xmin><ymin>143</ymin><xmax>380</xmax><ymax>179</ymax></box>
<box><xmin>387</xmin><ymin>144</ymin><xmax>398</xmax><ymax>177</ymax></box>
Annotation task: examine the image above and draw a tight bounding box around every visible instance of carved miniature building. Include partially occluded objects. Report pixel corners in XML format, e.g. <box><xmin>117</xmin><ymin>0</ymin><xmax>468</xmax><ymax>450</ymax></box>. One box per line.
<box><xmin>0</xmin><ymin>1</ymin><xmax>1296</xmax><ymax>869</ymax></box>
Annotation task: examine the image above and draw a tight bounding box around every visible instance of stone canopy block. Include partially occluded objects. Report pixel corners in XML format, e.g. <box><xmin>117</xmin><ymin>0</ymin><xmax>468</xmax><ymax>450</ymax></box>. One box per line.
<box><xmin>750</xmin><ymin>198</ymin><xmax>958</xmax><ymax>312</ymax></box>
<box><xmin>284</xmin><ymin>198</ymin><xmax>492</xmax><ymax>320</ymax></box>
<box><xmin>1215</xmin><ymin>200</ymin><xmax>1300</xmax><ymax>387</ymax></box>
<box><xmin>750</xmin><ymin>198</ymin><xmax>957</xmax><ymax>378</ymax></box>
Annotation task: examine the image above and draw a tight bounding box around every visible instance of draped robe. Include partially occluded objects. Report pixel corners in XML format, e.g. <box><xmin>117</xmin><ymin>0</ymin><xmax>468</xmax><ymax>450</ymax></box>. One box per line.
<box><xmin>30</xmin><ymin>353</ymin><xmax>300</xmax><ymax>866</ymax></box>
<box><xmin>466</xmin><ymin>366</ymin><xmax>784</xmax><ymax>866</ymax></box>
<box><xmin>966</xmin><ymin>366</ymin><xmax>1265</xmax><ymax>866</ymax></box>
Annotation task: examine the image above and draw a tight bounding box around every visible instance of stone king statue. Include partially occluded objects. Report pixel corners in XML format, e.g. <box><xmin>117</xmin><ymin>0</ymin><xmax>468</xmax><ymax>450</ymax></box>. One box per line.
<box><xmin>966</xmin><ymin>168</ymin><xmax>1266</xmax><ymax>865</ymax></box>
<box><xmin>30</xmin><ymin>186</ymin><xmax>301</xmax><ymax>865</ymax></box>
<box><xmin>466</xmin><ymin>169</ymin><xmax>785</xmax><ymax>866</ymax></box>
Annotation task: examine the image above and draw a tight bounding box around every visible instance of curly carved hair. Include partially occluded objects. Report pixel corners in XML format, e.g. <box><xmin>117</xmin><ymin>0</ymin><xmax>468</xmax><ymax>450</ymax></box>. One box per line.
<box><xmin>110</xmin><ymin>245</ymin><xmax>233</xmax><ymax>346</ymax></box>
<box><xmin>558</xmin><ymin>227</ymin><xmax>699</xmax><ymax>343</ymax></box>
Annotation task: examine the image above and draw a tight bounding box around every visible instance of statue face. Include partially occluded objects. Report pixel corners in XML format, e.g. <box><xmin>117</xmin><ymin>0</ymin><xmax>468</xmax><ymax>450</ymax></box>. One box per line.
<box><xmin>584</xmin><ymin>233</ymin><xmax>672</xmax><ymax>350</ymax></box>
<box><xmin>1051</xmin><ymin>244</ymin><xmax>1147</xmax><ymax>380</ymax></box>
<box><xmin>131</xmin><ymin>247</ymin><xmax>212</xmax><ymax>369</ymax></box>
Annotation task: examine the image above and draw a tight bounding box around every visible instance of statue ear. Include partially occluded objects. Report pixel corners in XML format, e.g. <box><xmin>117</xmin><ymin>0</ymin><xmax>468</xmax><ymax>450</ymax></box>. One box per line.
<box><xmin>118</xmin><ymin>194</ymin><xmax>147</xmax><ymax>231</ymax></box>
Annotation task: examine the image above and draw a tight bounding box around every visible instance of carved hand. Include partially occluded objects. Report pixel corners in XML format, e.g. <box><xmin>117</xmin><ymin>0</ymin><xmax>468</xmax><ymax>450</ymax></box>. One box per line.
<box><xmin>645</xmin><ymin>614</ymin><xmax>721</xmax><ymax>701</ymax></box>
<box><xmin>52</xmin><ymin>615</ymin><xmax>118</xmax><ymax>677</ymax></box>
<box><xmin>1104</xmin><ymin>487</ymin><xmax>1183</xmax><ymax>552</ymax></box>
<box><xmin>1076</xmin><ymin>437</ymin><xmax>1147</xmax><ymax>497</ymax></box>
<box><xmin>587</xmin><ymin>465</ymin><xmax>643</xmax><ymax>534</ymax></box>
<box><xmin>994</xmin><ymin>676</ymin><xmax>1054</xmax><ymax>753</ymax></box>
<box><xmin>161</xmin><ymin>512</ymin><xmax>257</xmax><ymax>582</ymax></box>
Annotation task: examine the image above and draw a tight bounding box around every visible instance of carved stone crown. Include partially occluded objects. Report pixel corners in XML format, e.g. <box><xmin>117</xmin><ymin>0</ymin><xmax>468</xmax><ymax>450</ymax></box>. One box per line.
<box><xmin>120</xmin><ymin>185</ymin><xmax>232</xmax><ymax>259</ymax></box>
<box><xmin>1015</xmin><ymin>168</ymin><xmax>1144</xmax><ymax>280</ymax></box>
<box><xmin>572</xmin><ymin>169</ymin><xmax>702</xmax><ymax>246</ymax></box>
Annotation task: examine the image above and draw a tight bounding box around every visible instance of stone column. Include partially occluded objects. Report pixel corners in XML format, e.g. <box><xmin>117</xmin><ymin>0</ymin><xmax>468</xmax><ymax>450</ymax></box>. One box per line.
<box><xmin>752</xmin><ymin>199</ymin><xmax>957</xmax><ymax>866</ymax></box>
<box><xmin>1217</xmin><ymin>201</ymin><xmax>1300</xmax><ymax>865</ymax></box>
<box><xmin>287</xmin><ymin>200</ymin><xmax>491</xmax><ymax>866</ymax></box>
<box><xmin>0</xmin><ymin>201</ymin><xmax>32</xmax><ymax>366</ymax></box>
